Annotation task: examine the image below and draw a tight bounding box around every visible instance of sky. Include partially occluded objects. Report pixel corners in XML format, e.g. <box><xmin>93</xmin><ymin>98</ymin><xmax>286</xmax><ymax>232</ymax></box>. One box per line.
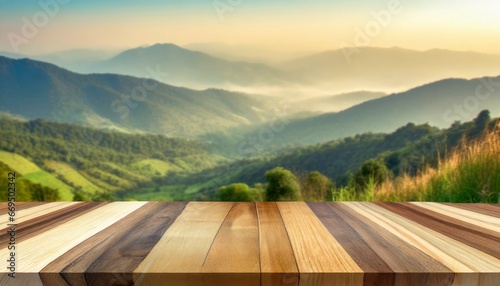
<box><xmin>1</xmin><ymin>0</ymin><xmax>499</xmax><ymax>55</ymax></box>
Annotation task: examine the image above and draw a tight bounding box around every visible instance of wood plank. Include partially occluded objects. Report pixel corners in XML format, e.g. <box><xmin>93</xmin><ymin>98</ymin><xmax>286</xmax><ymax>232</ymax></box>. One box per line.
<box><xmin>0</xmin><ymin>202</ymin><xmax>80</xmax><ymax>226</ymax></box>
<box><xmin>0</xmin><ymin>202</ymin><xmax>147</xmax><ymax>286</ymax></box>
<box><xmin>412</xmin><ymin>202</ymin><xmax>500</xmax><ymax>232</ymax></box>
<box><xmin>0</xmin><ymin>202</ymin><xmax>44</xmax><ymax>213</ymax></box>
<box><xmin>0</xmin><ymin>202</ymin><xmax>106</xmax><ymax>244</ymax></box>
<box><xmin>201</xmin><ymin>202</ymin><xmax>260</xmax><ymax>286</ymax></box>
<box><xmin>444</xmin><ymin>203</ymin><xmax>500</xmax><ymax>218</ymax></box>
<box><xmin>377</xmin><ymin>203</ymin><xmax>500</xmax><ymax>258</ymax></box>
<box><xmin>277</xmin><ymin>202</ymin><xmax>363</xmax><ymax>286</ymax></box>
<box><xmin>40</xmin><ymin>202</ymin><xmax>187</xmax><ymax>286</ymax></box>
<box><xmin>0</xmin><ymin>202</ymin><xmax>498</xmax><ymax>285</ymax></box>
<box><xmin>257</xmin><ymin>202</ymin><xmax>299</xmax><ymax>286</ymax></box>
<box><xmin>312</xmin><ymin>202</ymin><xmax>460</xmax><ymax>285</ymax></box>
<box><xmin>308</xmin><ymin>202</ymin><xmax>394</xmax><ymax>286</ymax></box>
<box><xmin>133</xmin><ymin>202</ymin><xmax>234</xmax><ymax>286</ymax></box>
<box><xmin>348</xmin><ymin>202</ymin><xmax>500</xmax><ymax>286</ymax></box>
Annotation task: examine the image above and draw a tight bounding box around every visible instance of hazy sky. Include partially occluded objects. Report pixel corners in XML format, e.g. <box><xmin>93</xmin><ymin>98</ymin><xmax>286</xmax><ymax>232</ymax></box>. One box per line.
<box><xmin>1</xmin><ymin>0</ymin><xmax>499</xmax><ymax>55</ymax></box>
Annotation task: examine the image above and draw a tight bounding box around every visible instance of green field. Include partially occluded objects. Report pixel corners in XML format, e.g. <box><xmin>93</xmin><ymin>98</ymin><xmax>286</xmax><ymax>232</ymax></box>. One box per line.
<box><xmin>132</xmin><ymin>159</ymin><xmax>182</xmax><ymax>177</ymax></box>
<box><xmin>127</xmin><ymin>185</ymin><xmax>191</xmax><ymax>201</ymax></box>
<box><xmin>0</xmin><ymin>150</ymin><xmax>41</xmax><ymax>174</ymax></box>
<box><xmin>0</xmin><ymin>151</ymin><xmax>74</xmax><ymax>200</ymax></box>
<box><xmin>45</xmin><ymin>161</ymin><xmax>100</xmax><ymax>194</ymax></box>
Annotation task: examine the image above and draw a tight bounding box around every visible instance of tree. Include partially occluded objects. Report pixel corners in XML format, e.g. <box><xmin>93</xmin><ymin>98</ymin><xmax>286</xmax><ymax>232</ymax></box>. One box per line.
<box><xmin>352</xmin><ymin>160</ymin><xmax>390</xmax><ymax>193</ymax></box>
<box><xmin>218</xmin><ymin>183</ymin><xmax>262</xmax><ymax>202</ymax></box>
<box><xmin>474</xmin><ymin>110</ymin><xmax>490</xmax><ymax>127</ymax></box>
<box><xmin>31</xmin><ymin>184</ymin><xmax>60</xmax><ymax>201</ymax></box>
<box><xmin>264</xmin><ymin>167</ymin><xmax>302</xmax><ymax>201</ymax></box>
<box><xmin>302</xmin><ymin>171</ymin><xmax>333</xmax><ymax>201</ymax></box>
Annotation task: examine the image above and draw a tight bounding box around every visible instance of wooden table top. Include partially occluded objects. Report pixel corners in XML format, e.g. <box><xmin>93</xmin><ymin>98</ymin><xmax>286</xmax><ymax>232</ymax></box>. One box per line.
<box><xmin>1</xmin><ymin>202</ymin><xmax>499</xmax><ymax>286</ymax></box>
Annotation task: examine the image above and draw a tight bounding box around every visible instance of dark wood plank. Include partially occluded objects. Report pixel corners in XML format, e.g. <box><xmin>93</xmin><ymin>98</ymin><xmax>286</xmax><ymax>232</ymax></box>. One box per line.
<box><xmin>40</xmin><ymin>202</ymin><xmax>187</xmax><ymax>286</ymax></box>
<box><xmin>377</xmin><ymin>202</ymin><xmax>500</xmax><ymax>259</ymax></box>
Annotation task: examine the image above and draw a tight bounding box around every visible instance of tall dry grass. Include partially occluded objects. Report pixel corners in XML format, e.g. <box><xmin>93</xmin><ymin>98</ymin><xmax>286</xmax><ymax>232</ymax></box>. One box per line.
<box><xmin>374</xmin><ymin>122</ymin><xmax>500</xmax><ymax>203</ymax></box>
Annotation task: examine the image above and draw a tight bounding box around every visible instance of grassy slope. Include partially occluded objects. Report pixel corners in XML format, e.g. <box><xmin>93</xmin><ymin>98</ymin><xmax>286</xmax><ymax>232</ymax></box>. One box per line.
<box><xmin>44</xmin><ymin>160</ymin><xmax>100</xmax><ymax>194</ymax></box>
<box><xmin>374</xmin><ymin>126</ymin><xmax>500</xmax><ymax>203</ymax></box>
<box><xmin>0</xmin><ymin>151</ymin><xmax>73</xmax><ymax>200</ymax></box>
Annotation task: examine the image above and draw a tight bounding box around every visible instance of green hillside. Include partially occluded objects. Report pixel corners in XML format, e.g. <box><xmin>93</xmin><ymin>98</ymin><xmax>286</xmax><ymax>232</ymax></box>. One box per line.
<box><xmin>254</xmin><ymin>76</ymin><xmax>500</xmax><ymax>147</ymax></box>
<box><xmin>0</xmin><ymin>117</ymin><xmax>224</xmax><ymax>201</ymax></box>
<box><xmin>0</xmin><ymin>151</ymin><xmax>73</xmax><ymax>200</ymax></box>
<box><xmin>162</xmin><ymin>111</ymin><xmax>497</xmax><ymax>201</ymax></box>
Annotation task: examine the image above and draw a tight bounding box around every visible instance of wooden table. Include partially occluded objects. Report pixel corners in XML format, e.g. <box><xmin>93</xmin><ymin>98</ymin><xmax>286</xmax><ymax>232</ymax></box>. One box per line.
<box><xmin>1</xmin><ymin>202</ymin><xmax>499</xmax><ymax>285</ymax></box>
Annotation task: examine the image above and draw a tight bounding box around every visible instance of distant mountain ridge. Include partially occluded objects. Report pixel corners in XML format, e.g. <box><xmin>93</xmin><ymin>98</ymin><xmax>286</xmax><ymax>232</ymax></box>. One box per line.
<box><xmin>282</xmin><ymin>47</ymin><xmax>500</xmax><ymax>92</ymax></box>
<box><xmin>0</xmin><ymin>56</ymin><xmax>281</xmax><ymax>138</ymax></box>
<box><xmin>85</xmin><ymin>43</ymin><xmax>304</xmax><ymax>89</ymax></box>
<box><xmin>4</xmin><ymin>45</ymin><xmax>500</xmax><ymax>96</ymax></box>
<box><xmin>269</xmin><ymin>75</ymin><xmax>500</xmax><ymax>146</ymax></box>
<box><xmin>291</xmin><ymin>91</ymin><xmax>388</xmax><ymax>113</ymax></box>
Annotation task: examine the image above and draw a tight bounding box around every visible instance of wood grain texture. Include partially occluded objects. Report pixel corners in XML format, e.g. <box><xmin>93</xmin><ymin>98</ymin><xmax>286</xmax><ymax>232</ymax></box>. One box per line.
<box><xmin>0</xmin><ymin>202</ymin><xmax>147</xmax><ymax>286</ymax></box>
<box><xmin>348</xmin><ymin>202</ymin><xmax>500</xmax><ymax>286</ymax></box>
<box><xmin>0</xmin><ymin>202</ymin><xmax>498</xmax><ymax>286</ymax></box>
<box><xmin>278</xmin><ymin>202</ymin><xmax>363</xmax><ymax>286</ymax></box>
<box><xmin>0</xmin><ymin>202</ymin><xmax>106</xmax><ymax>244</ymax></box>
<box><xmin>412</xmin><ymin>202</ymin><xmax>500</xmax><ymax>232</ymax></box>
<box><xmin>40</xmin><ymin>202</ymin><xmax>187</xmax><ymax>286</ymax></box>
<box><xmin>201</xmin><ymin>202</ymin><xmax>260</xmax><ymax>286</ymax></box>
<box><xmin>445</xmin><ymin>203</ymin><xmax>500</xmax><ymax>218</ymax></box>
<box><xmin>0</xmin><ymin>202</ymin><xmax>44</xmax><ymax>213</ymax></box>
<box><xmin>257</xmin><ymin>202</ymin><xmax>299</xmax><ymax>286</ymax></box>
<box><xmin>377</xmin><ymin>203</ymin><xmax>500</xmax><ymax>259</ymax></box>
<box><xmin>133</xmin><ymin>202</ymin><xmax>234</xmax><ymax>286</ymax></box>
<box><xmin>0</xmin><ymin>202</ymin><xmax>80</xmax><ymax>226</ymax></box>
<box><xmin>310</xmin><ymin>202</ymin><xmax>462</xmax><ymax>285</ymax></box>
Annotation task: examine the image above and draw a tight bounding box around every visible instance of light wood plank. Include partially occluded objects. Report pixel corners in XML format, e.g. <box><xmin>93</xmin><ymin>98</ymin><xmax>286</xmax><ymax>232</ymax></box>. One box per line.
<box><xmin>311</xmin><ymin>202</ymin><xmax>457</xmax><ymax>285</ymax></box>
<box><xmin>0</xmin><ymin>202</ymin><xmax>79</xmax><ymax>226</ymax></box>
<box><xmin>378</xmin><ymin>203</ymin><xmax>500</xmax><ymax>258</ymax></box>
<box><xmin>0</xmin><ymin>202</ymin><xmax>106</xmax><ymax>245</ymax></box>
<box><xmin>277</xmin><ymin>202</ymin><xmax>363</xmax><ymax>286</ymax></box>
<box><xmin>0</xmin><ymin>202</ymin><xmax>146</xmax><ymax>286</ymax></box>
<box><xmin>201</xmin><ymin>202</ymin><xmax>260</xmax><ymax>286</ymax></box>
<box><xmin>257</xmin><ymin>202</ymin><xmax>299</xmax><ymax>286</ymax></box>
<box><xmin>133</xmin><ymin>202</ymin><xmax>234</xmax><ymax>286</ymax></box>
<box><xmin>411</xmin><ymin>202</ymin><xmax>500</xmax><ymax>232</ymax></box>
<box><xmin>445</xmin><ymin>204</ymin><xmax>500</xmax><ymax>218</ymax></box>
<box><xmin>0</xmin><ymin>202</ymin><xmax>44</xmax><ymax>213</ymax></box>
<box><xmin>346</xmin><ymin>202</ymin><xmax>500</xmax><ymax>286</ymax></box>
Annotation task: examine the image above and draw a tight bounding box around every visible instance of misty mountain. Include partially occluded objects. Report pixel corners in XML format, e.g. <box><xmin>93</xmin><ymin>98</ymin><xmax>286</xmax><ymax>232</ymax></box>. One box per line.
<box><xmin>0</xmin><ymin>51</ymin><xmax>23</xmax><ymax>59</ymax></box>
<box><xmin>33</xmin><ymin>48</ymin><xmax>120</xmax><ymax>71</ymax></box>
<box><xmin>184</xmin><ymin>42</ymin><xmax>315</xmax><ymax>65</ymax></box>
<box><xmin>0</xmin><ymin>56</ymin><xmax>282</xmax><ymax>138</ymax></box>
<box><xmin>85</xmin><ymin>43</ymin><xmax>304</xmax><ymax>89</ymax></box>
<box><xmin>291</xmin><ymin>91</ymin><xmax>387</xmax><ymax>113</ymax></box>
<box><xmin>282</xmin><ymin>47</ymin><xmax>500</xmax><ymax>92</ymax></box>
<box><xmin>258</xmin><ymin>76</ymin><xmax>500</xmax><ymax>147</ymax></box>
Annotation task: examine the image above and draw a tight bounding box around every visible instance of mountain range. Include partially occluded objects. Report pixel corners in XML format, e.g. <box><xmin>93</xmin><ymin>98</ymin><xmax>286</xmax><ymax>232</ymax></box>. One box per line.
<box><xmin>4</xmin><ymin>44</ymin><xmax>500</xmax><ymax>95</ymax></box>
<box><xmin>270</xmin><ymin>76</ymin><xmax>500</xmax><ymax>146</ymax></box>
<box><xmin>0</xmin><ymin>56</ymin><xmax>281</xmax><ymax>138</ymax></box>
<box><xmin>281</xmin><ymin>47</ymin><xmax>500</xmax><ymax>92</ymax></box>
<box><xmin>1</xmin><ymin>54</ymin><xmax>499</xmax><ymax>150</ymax></box>
<box><xmin>83</xmin><ymin>43</ymin><xmax>305</xmax><ymax>89</ymax></box>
